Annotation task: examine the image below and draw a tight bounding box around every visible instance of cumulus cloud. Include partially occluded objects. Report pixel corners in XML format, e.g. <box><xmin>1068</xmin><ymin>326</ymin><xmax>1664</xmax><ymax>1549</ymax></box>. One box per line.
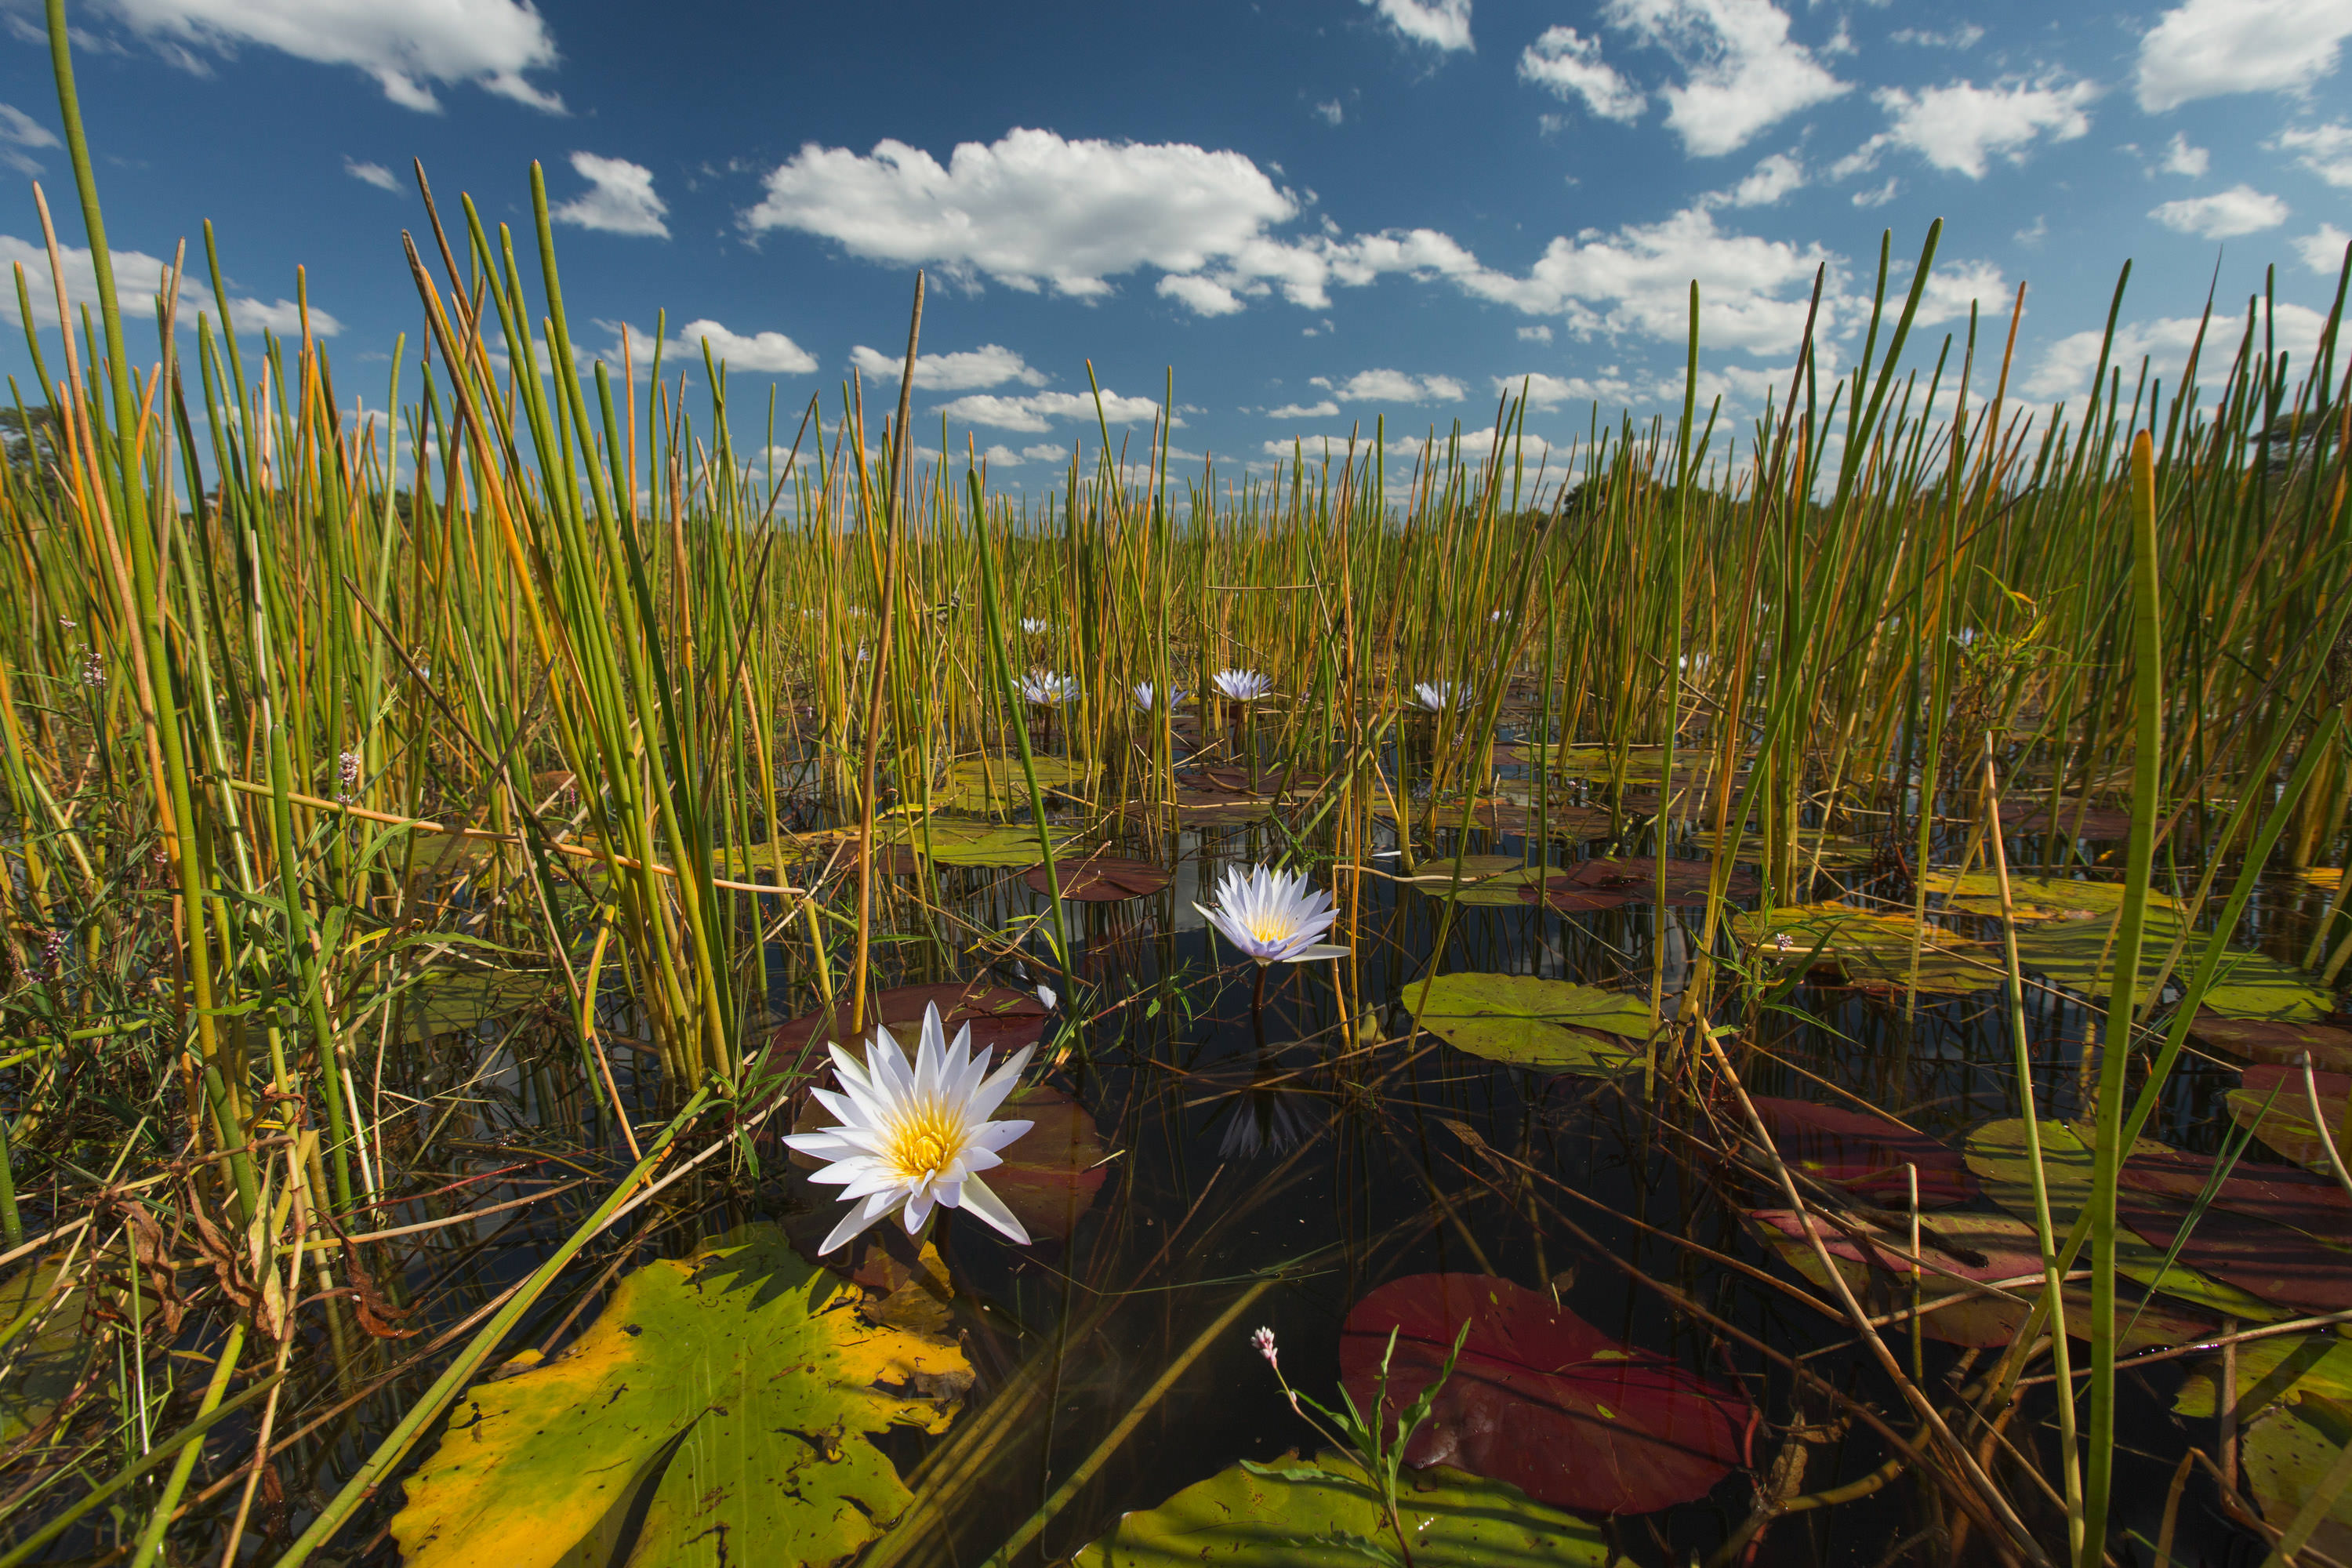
<box><xmin>1603</xmin><ymin>0</ymin><xmax>1849</xmax><ymax>157</ymax></box>
<box><xmin>1312</xmin><ymin>369</ymin><xmax>1466</xmax><ymax>402</ymax></box>
<box><xmin>2135</xmin><ymin>0</ymin><xmax>2352</xmax><ymax>112</ymax></box>
<box><xmin>1268</xmin><ymin>399</ymin><xmax>1342</xmax><ymax>419</ymax></box>
<box><xmin>1889</xmin><ymin>25</ymin><xmax>1984</xmax><ymax>49</ymax></box>
<box><xmin>743</xmin><ymin>128</ymin><xmax>1295</xmax><ymax>299</ymax></box>
<box><xmin>1717</xmin><ymin>150</ymin><xmax>1804</xmax><ymax>205</ymax></box>
<box><xmin>2149</xmin><ymin>185</ymin><xmax>2290</xmax><ymax>238</ymax></box>
<box><xmin>552</xmin><ymin>152</ymin><xmax>667</xmax><ymax>238</ymax></box>
<box><xmin>933</xmin><ymin>388</ymin><xmax>1164</xmax><ymax>432</ymax></box>
<box><xmin>102</xmin><ymin>0</ymin><xmax>562</xmax><ymax>112</ymax></box>
<box><xmin>846</xmin><ymin>343</ymin><xmax>1045</xmax><ymax>391</ymax></box>
<box><xmin>2159</xmin><ymin>132</ymin><xmax>2209</xmax><ymax>176</ymax></box>
<box><xmin>1518</xmin><ymin>324</ymin><xmax>1554</xmax><ymax>343</ymax></box>
<box><xmin>1500</xmin><ymin>370</ymin><xmax>1637</xmax><ymax>408</ymax></box>
<box><xmin>2298</xmin><ymin>223</ymin><xmax>2351</xmax><ymax>272</ymax></box>
<box><xmin>1519</xmin><ymin>26</ymin><xmax>1645</xmax><ymax>123</ymax></box>
<box><xmin>2026</xmin><ymin>303</ymin><xmax>2326</xmax><ymax>399</ymax></box>
<box><xmin>1864</xmin><ymin>78</ymin><xmax>2096</xmax><ymax>179</ymax></box>
<box><xmin>1363</xmin><ymin>0</ymin><xmax>1472</xmax><ymax>52</ymax></box>
<box><xmin>344</xmin><ymin>156</ymin><xmax>400</xmax><ymax>191</ymax></box>
<box><xmin>612</xmin><ymin>318</ymin><xmax>815</xmax><ymax>374</ymax></box>
<box><xmin>2274</xmin><ymin>122</ymin><xmax>2352</xmax><ymax>186</ymax></box>
<box><xmin>0</xmin><ymin>234</ymin><xmax>339</xmax><ymax>335</ymax></box>
<box><xmin>1314</xmin><ymin>100</ymin><xmax>1345</xmax><ymax>126</ymax></box>
<box><xmin>0</xmin><ymin>103</ymin><xmax>56</xmax><ymax>176</ymax></box>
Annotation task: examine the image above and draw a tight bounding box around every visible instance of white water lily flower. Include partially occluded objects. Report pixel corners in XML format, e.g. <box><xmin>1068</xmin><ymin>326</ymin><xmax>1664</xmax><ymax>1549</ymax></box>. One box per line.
<box><xmin>782</xmin><ymin>1001</ymin><xmax>1036</xmax><ymax>1255</ymax></box>
<box><xmin>1197</xmin><ymin>863</ymin><xmax>1347</xmax><ymax>965</ymax></box>
<box><xmin>1020</xmin><ymin>669</ymin><xmax>1080</xmax><ymax>705</ymax></box>
<box><xmin>1409</xmin><ymin>681</ymin><xmax>1466</xmax><ymax>713</ymax></box>
<box><xmin>1213</xmin><ymin>668</ymin><xmax>1273</xmax><ymax>701</ymax></box>
<box><xmin>1132</xmin><ymin>681</ymin><xmax>1189</xmax><ymax>711</ymax></box>
<box><xmin>1020</xmin><ymin>617</ymin><xmax>1052</xmax><ymax>636</ymax></box>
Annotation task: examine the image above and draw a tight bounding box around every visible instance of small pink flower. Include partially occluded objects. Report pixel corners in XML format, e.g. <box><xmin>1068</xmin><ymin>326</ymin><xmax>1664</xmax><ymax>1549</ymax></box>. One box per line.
<box><xmin>1250</xmin><ymin>1326</ymin><xmax>1279</xmax><ymax>1369</ymax></box>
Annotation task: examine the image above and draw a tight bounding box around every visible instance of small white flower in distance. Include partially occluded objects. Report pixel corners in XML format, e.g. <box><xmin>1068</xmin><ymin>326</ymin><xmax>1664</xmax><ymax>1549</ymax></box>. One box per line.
<box><xmin>1197</xmin><ymin>863</ymin><xmax>1346</xmax><ymax>965</ymax></box>
<box><xmin>1409</xmin><ymin>681</ymin><xmax>1465</xmax><ymax>713</ymax></box>
<box><xmin>1132</xmin><ymin>682</ymin><xmax>1189</xmax><ymax>711</ymax></box>
<box><xmin>1020</xmin><ymin>617</ymin><xmax>1051</xmax><ymax>636</ymax></box>
<box><xmin>1212</xmin><ymin>668</ymin><xmax>1272</xmax><ymax>701</ymax></box>
<box><xmin>782</xmin><ymin>1001</ymin><xmax>1036</xmax><ymax>1255</ymax></box>
<box><xmin>1020</xmin><ymin>669</ymin><xmax>1080</xmax><ymax>706</ymax></box>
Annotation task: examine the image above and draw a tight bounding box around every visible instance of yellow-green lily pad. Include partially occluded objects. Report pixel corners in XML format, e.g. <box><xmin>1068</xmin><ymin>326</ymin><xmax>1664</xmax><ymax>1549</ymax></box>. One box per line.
<box><xmin>1403</xmin><ymin>972</ymin><xmax>1654</xmax><ymax>1076</ymax></box>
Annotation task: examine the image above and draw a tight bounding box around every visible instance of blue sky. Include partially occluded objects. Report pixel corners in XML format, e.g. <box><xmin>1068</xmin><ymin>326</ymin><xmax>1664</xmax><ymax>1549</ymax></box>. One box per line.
<box><xmin>0</xmin><ymin>0</ymin><xmax>2345</xmax><ymax>486</ymax></box>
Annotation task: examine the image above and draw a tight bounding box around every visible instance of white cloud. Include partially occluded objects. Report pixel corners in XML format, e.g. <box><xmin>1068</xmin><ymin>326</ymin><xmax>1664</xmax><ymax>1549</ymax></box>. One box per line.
<box><xmin>934</xmin><ymin>388</ymin><xmax>1164</xmax><ymax>432</ymax></box>
<box><xmin>1268</xmin><ymin>399</ymin><xmax>1341</xmax><ymax>418</ymax></box>
<box><xmin>2026</xmin><ymin>303</ymin><xmax>2327</xmax><ymax>399</ymax></box>
<box><xmin>1313</xmin><ymin>368</ymin><xmax>1467</xmax><ymax>402</ymax></box>
<box><xmin>2159</xmin><ymin>132</ymin><xmax>2209</xmax><ymax>177</ymax></box>
<box><xmin>2298</xmin><ymin>223</ymin><xmax>2351</xmax><ymax>272</ymax></box>
<box><xmin>743</xmin><ymin>128</ymin><xmax>1296</xmax><ymax>299</ymax></box>
<box><xmin>1495</xmin><ymin>204</ymin><xmax>1835</xmax><ymax>353</ymax></box>
<box><xmin>2135</xmin><ymin>0</ymin><xmax>2352</xmax><ymax>112</ymax></box>
<box><xmin>1499</xmin><ymin>371</ymin><xmax>1635</xmax><ymax>408</ymax></box>
<box><xmin>552</xmin><ymin>152</ymin><xmax>667</xmax><ymax>238</ymax></box>
<box><xmin>1022</xmin><ymin>443</ymin><xmax>1069</xmax><ymax>463</ymax></box>
<box><xmin>1850</xmin><ymin>177</ymin><xmax>1900</xmax><ymax>206</ymax></box>
<box><xmin>1314</xmin><ymin>100</ymin><xmax>1345</xmax><ymax>126</ymax></box>
<box><xmin>1518</xmin><ymin>324</ymin><xmax>1554</xmax><ymax>343</ymax></box>
<box><xmin>671</xmin><ymin>318</ymin><xmax>815</xmax><ymax>373</ymax></box>
<box><xmin>1905</xmin><ymin>258</ymin><xmax>2013</xmax><ymax>327</ymax></box>
<box><xmin>1389</xmin><ymin>424</ymin><xmax>1559</xmax><ymax>463</ymax></box>
<box><xmin>0</xmin><ymin>234</ymin><xmax>339</xmax><ymax>335</ymax></box>
<box><xmin>2274</xmin><ymin>122</ymin><xmax>2352</xmax><ymax>187</ymax></box>
<box><xmin>1519</xmin><ymin>26</ymin><xmax>1645</xmax><ymax>123</ymax></box>
<box><xmin>1719</xmin><ymin>150</ymin><xmax>1804</xmax><ymax>205</ymax></box>
<box><xmin>1889</xmin><ymin>25</ymin><xmax>1984</xmax><ymax>49</ymax></box>
<box><xmin>1870</xmin><ymin>78</ymin><xmax>2095</xmax><ymax>178</ymax></box>
<box><xmin>846</xmin><ymin>343</ymin><xmax>1045</xmax><ymax>391</ymax></box>
<box><xmin>0</xmin><ymin>103</ymin><xmax>55</xmax><ymax>174</ymax></box>
<box><xmin>1603</xmin><ymin>0</ymin><xmax>1849</xmax><ymax>157</ymax></box>
<box><xmin>1157</xmin><ymin>273</ymin><xmax>1247</xmax><ymax>316</ymax></box>
<box><xmin>2149</xmin><ymin>185</ymin><xmax>2290</xmax><ymax>238</ymax></box>
<box><xmin>1363</xmin><ymin>0</ymin><xmax>1472</xmax><ymax>52</ymax></box>
<box><xmin>344</xmin><ymin>156</ymin><xmax>400</xmax><ymax>191</ymax></box>
<box><xmin>103</xmin><ymin>0</ymin><xmax>562</xmax><ymax>113</ymax></box>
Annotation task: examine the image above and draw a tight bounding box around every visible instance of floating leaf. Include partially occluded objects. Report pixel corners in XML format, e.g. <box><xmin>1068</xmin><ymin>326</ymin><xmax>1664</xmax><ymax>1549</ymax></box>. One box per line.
<box><xmin>1068</xmin><ymin>1448</ymin><xmax>1611</xmax><ymax>1566</ymax></box>
<box><xmin>1922</xmin><ymin>872</ymin><xmax>2164</xmax><ymax>921</ymax></box>
<box><xmin>1987</xmin><ymin>889</ymin><xmax>2332</xmax><ymax>1019</ymax></box>
<box><xmin>1964</xmin><ymin>1120</ymin><xmax>2286</xmax><ymax>1321</ymax></box>
<box><xmin>1400</xmin><ymin>854</ymin><xmax>1525</xmax><ymax>884</ymax></box>
<box><xmin>0</xmin><ymin>1258</ymin><xmax>85</xmax><ymax>1443</ymax></box>
<box><xmin>390</xmin><ymin>1223</ymin><xmax>970</xmax><ymax>1568</ymax></box>
<box><xmin>1402</xmin><ymin>973</ymin><xmax>1653</xmax><ymax>1076</ymax></box>
<box><xmin>1992</xmin><ymin>798</ymin><xmax>2140</xmax><ymax>840</ymax></box>
<box><xmin>2228</xmin><ymin>1065</ymin><xmax>2352</xmax><ymax>1170</ymax></box>
<box><xmin>1339</xmin><ymin>1273</ymin><xmax>1750</xmax><ymax>1515</ymax></box>
<box><xmin>1020</xmin><ymin>855</ymin><xmax>1171</xmax><ymax>902</ymax></box>
<box><xmin>1741</xmin><ymin>1208</ymin><xmax>2212</xmax><ymax>1352</ymax></box>
<box><xmin>2242</xmin><ymin>1396</ymin><xmax>2352</xmax><ymax>1563</ymax></box>
<box><xmin>911</xmin><ymin>819</ymin><xmax>1077</xmax><ymax>866</ymax></box>
<box><xmin>2190</xmin><ymin>1011</ymin><xmax>2352</xmax><ymax>1073</ymax></box>
<box><xmin>1733</xmin><ymin>905</ymin><xmax>1994</xmax><ymax>996</ymax></box>
<box><xmin>935</xmin><ymin>755</ymin><xmax>1091</xmax><ymax>813</ymax></box>
<box><xmin>2118</xmin><ymin>1145</ymin><xmax>2352</xmax><ymax>1249</ymax></box>
<box><xmin>1695</xmin><ymin>828</ymin><xmax>1876</xmax><ymax>869</ymax></box>
<box><xmin>1748</xmin><ymin>1097</ymin><xmax>1978</xmax><ymax>1207</ymax></box>
<box><xmin>1420</xmin><ymin>865</ymin><xmax>1556</xmax><ymax>907</ymax></box>
<box><xmin>1517</xmin><ymin>856</ymin><xmax>1756</xmax><ymax>913</ymax></box>
<box><xmin>400</xmin><ymin>966</ymin><xmax>552</xmax><ymax>1044</ymax></box>
<box><xmin>2112</xmin><ymin>1186</ymin><xmax>2352</xmax><ymax>1313</ymax></box>
<box><xmin>985</xmin><ymin>1083</ymin><xmax>1108</xmax><ymax>1242</ymax></box>
<box><xmin>2177</xmin><ymin>1334</ymin><xmax>2352</xmax><ymax>1421</ymax></box>
<box><xmin>757</xmin><ymin>980</ymin><xmax>1050</xmax><ymax>1085</ymax></box>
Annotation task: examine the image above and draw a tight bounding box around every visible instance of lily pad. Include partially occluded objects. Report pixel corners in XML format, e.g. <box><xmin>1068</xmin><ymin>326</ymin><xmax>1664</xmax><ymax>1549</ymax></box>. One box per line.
<box><xmin>0</xmin><ymin>1258</ymin><xmax>86</xmax><ymax>1443</ymax></box>
<box><xmin>1518</xmin><ymin>855</ymin><xmax>1756</xmax><ymax>913</ymax></box>
<box><xmin>1733</xmin><ymin>905</ymin><xmax>1994</xmax><ymax>996</ymax></box>
<box><xmin>1987</xmin><ymin>888</ymin><xmax>2332</xmax><ymax>1019</ymax></box>
<box><xmin>398</xmin><ymin>966</ymin><xmax>553</xmax><ymax>1044</ymax></box>
<box><xmin>911</xmin><ymin>819</ymin><xmax>1076</xmax><ymax>867</ymax></box>
<box><xmin>1021</xmin><ymin>855</ymin><xmax>1171</xmax><ymax>902</ymax></box>
<box><xmin>2114</xmin><ymin>1185</ymin><xmax>2352</xmax><ymax>1313</ymax></box>
<box><xmin>757</xmin><ymin>981</ymin><xmax>1051</xmax><ymax>1084</ymax></box>
<box><xmin>935</xmin><ymin>755</ymin><xmax>1091</xmax><ymax>813</ymax></box>
<box><xmin>2190</xmin><ymin>1011</ymin><xmax>2352</xmax><ymax>1073</ymax></box>
<box><xmin>2177</xmin><ymin>1334</ymin><xmax>2352</xmax><ymax>1421</ymax></box>
<box><xmin>1402</xmin><ymin>973</ymin><xmax>1654</xmax><ymax>1076</ymax></box>
<box><xmin>2118</xmin><ymin>1145</ymin><xmax>2352</xmax><ymax>1249</ymax></box>
<box><xmin>986</xmin><ymin>1083</ymin><xmax>1108</xmax><ymax>1242</ymax></box>
<box><xmin>1068</xmin><ymin>1449</ymin><xmax>1611</xmax><ymax>1566</ymax></box>
<box><xmin>1748</xmin><ymin>1097</ymin><xmax>1978</xmax><ymax>1207</ymax></box>
<box><xmin>1964</xmin><ymin>1120</ymin><xmax>2287</xmax><ymax>1321</ymax></box>
<box><xmin>2228</xmin><ymin>1065</ymin><xmax>2352</xmax><ymax>1170</ymax></box>
<box><xmin>1741</xmin><ymin>1208</ymin><xmax>2213</xmax><ymax>1352</ymax></box>
<box><xmin>390</xmin><ymin>1223</ymin><xmax>970</xmax><ymax>1568</ymax></box>
<box><xmin>1338</xmin><ymin>1272</ymin><xmax>1751</xmax><ymax>1515</ymax></box>
<box><xmin>2242</xmin><ymin>1396</ymin><xmax>2352</xmax><ymax>1562</ymax></box>
<box><xmin>1922</xmin><ymin>871</ymin><xmax>2160</xmax><ymax>920</ymax></box>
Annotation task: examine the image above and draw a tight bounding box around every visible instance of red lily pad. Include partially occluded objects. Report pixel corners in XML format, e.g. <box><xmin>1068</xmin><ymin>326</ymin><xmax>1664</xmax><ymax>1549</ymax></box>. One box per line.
<box><xmin>2114</xmin><ymin>1185</ymin><xmax>2352</xmax><ymax>1313</ymax></box>
<box><xmin>1338</xmin><ymin>1273</ymin><xmax>1750</xmax><ymax>1516</ymax></box>
<box><xmin>1518</xmin><ymin>856</ymin><xmax>1759</xmax><ymax>914</ymax></box>
<box><xmin>757</xmin><ymin>981</ymin><xmax>1051</xmax><ymax>1083</ymax></box>
<box><xmin>1996</xmin><ymin>798</ymin><xmax>2139</xmax><ymax>839</ymax></box>
<box><xmin>2190</xmin><ymin>1011</ymin><xmax>2352</xmax><ymax>1073</ymax></box>
<box><xmin>2118</xmin><ymin>1146</ymin><xmax>2352</xmax><ymax>1248</ymax></box>
<box><xmin>1748</xmin><ymin>1097</ymin><xmax>1978</xmax><ymax>1208</ymax></box>
<box><xmin>985</xmin><ymin>1084</ymin><xmax>1108</xmax><ymax>1242</ymax></box>
<box><xmin>1021</xmin><ymin>856</ymin><xmax>1172</xmax><ymax>902</ymax></box>
<box><xmin>2230</xmin><ymin>1065</ymin><xmax>2352</xmax><ymax>1170</ymax></box>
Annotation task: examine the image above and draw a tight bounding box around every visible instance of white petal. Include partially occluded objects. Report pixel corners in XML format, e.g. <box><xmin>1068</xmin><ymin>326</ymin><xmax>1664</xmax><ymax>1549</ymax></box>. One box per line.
<box><xmin>902</xmin><ymin>1189</ymin><xmax>935</xmax><ymax>1231</ymax></box>
<box><xmin>968</xmin><ymin>1046</ymin><xmax>1035</xmax><ymax>1120</ymax></box>
<box><xmin>819</xmin><ymin>1196</ymin><xmax>897</xmax><ymax>1255</ymax></box>
<box><xmin>957</xmin><ymin>1174</ymin><xmax>1031</xmax><ymax>1244</ymax></box>
<box><xmin>968</xmin><ymin>1116</ymin><xmax>1034</xmax><ymax>1153</ymax></box>
<box><xmin>1280</xmin><ymin>943</ymin><xmax>1350</xmax><ymax>963</ymax></box>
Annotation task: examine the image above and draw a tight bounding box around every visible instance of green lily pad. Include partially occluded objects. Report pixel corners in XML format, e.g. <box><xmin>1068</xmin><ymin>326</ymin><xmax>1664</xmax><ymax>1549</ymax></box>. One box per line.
<box><xmin>1403</xmin><ymin>972</ymin><xmax>1653</xmax><ymax>1076</ymax></box>
<box><xmin>1068</xmin><ymin>1449</ymin><xmax>1611</xmax><ymax>1566</ymax></box>
<box><xmin>1922</xmin><ymin>872</ymin><xmax>2165</xmax><ymax>921</ymax></box>
<box><xmin>2177</xmin><ymin>1334</ymin><xmax>2352</xmax><ymax>1421</ymax></box>
<box><xmin>1733</xmin><ymin>904</ymin><xmax>1994</xmax><ymax>996</ymax></box>
<box><xmin>2227</xmin><ymin>1064</ymin><xmax>2352</xmax><ymax>1171</ymax></box>
<box><xmin>399</xmin><ymin>967</ymin><xmax>554</xmax><ymax>1044</ymax></box>
<box><xmin>935</xmin><ymin>755</ymin><xmax>1091</xmax><ymax>812</ymax></box>
<box><xmin>0</xmin><ymin>1257</ymin><xmax>86</xmax><ymax>1444</ymax></box>
<box><xmin>1413</xmin><ymin>864</ymin><xmax>1555</xmax><ymax>906</ymax></box>
<box><xmin>1963</xmin><ymin>1120</ymin><xmax>2286</xmax><ymax>1322</ymax></box>
<box><xmin>390</xmin><ymin>1223</ymin><xmax>970</xmax><ymax>1568</ymax></box>
<box><xmin>909</xmin><ymin>819</ymin><xmax>1076</xmax><ymax>867</ymax></box>
<box><xmin>2242</xmin><ymin>1396</ymin><xmax>2352</xmax><ymax>1562</ymax></box>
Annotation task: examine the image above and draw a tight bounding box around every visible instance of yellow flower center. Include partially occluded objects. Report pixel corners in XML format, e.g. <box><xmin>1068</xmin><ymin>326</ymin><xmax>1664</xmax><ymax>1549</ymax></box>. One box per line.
<box><xmin>1247</xmin><ymin>916</ymin><xmax>1294</xmax><ymax>946</ymax></box>
<box><xmin>884</xmin><ymin>1107</ymin><xmax>964</xmax><ymax>1183</ymax></box>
